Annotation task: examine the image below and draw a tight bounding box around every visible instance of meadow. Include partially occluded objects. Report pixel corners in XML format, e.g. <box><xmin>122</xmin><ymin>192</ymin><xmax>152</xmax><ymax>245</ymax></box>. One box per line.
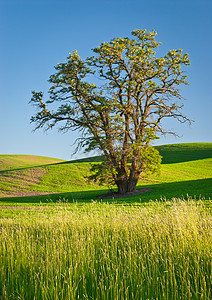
<box><xmin>0</xmin><ymin>143</ymin><xmax>212</xmax><ymax>206</ymax></box>
<box><xmin>0</xmin><ymin>143</ymin><xmax>212</xmax><ymax>299</ymax></box>
<box><xmin>0</xmin><ymin>200</ymin><xmax>211</xmax><ymax>299</ymax></box>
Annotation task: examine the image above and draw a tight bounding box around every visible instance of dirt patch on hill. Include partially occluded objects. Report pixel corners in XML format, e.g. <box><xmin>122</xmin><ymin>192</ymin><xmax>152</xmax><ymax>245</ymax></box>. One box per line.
<box><xmin>0</xmin><ymin>168</ymin><xmax>54</xmax><ymax>198</ymax></box>
<box><xmin>0</xmin><ymin>168</ymin><xmax>47</xmax><ymax>185</ymax></box>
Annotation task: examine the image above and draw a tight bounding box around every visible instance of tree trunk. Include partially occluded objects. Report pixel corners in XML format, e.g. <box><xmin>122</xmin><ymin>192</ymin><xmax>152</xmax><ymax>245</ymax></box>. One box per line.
<box><xmin>116</xmin><ymin>180</ymin><xmax>128</xmax><ymax>194</ymax></box>
<box><xmin>116</xmin><ymin>178</ymin><xmax>138</xmax><ymax>194</ymax></box>
<box><xmin>127</xmin><ymin>179</ymin><xmax>138</xmax><ymax>192</ymax></box>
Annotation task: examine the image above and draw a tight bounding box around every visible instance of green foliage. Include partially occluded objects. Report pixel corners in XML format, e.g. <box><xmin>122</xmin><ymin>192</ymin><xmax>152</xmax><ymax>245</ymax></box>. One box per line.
<box><xmin>89</xmin><ymin>145</ymin><xmax>162</xmax><ymax>188</ymax></box>
<box><xmin>132</xmin><ymin>144</ymin><xmax>162</xmax><ymax>174</ymax></box>
<box><xmin>30</xmin><ymin>29</ymin><xmax>191</xmax><ymax>193</ymax></box>
<box><xmin>89</xmin><ymin>161</ymin><xmax>118</xmax><ymax>188</ymax></box>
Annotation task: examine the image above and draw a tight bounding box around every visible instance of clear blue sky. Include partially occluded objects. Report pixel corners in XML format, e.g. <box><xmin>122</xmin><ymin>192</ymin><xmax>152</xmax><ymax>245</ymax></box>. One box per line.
<box><xmin>1</xmin><ymin>0</ymin><xmax>211</xmax><ymax>160</ymax></box>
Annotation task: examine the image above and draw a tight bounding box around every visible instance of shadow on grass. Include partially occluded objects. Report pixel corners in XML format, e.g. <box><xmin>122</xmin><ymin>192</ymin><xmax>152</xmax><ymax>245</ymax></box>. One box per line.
<box><xmin>1</xmin><ymin>144</ymin><xmax>211</xmax><ymax>175</ymax></box>
<box><xmin>0</xmin><ymin>159</ymin><xmax>99</xmax><ymax>174</ymax></box>
<box><xmin>63</xmin><ymin>144</ymin><xmax>212</xmax><ymax>165</ymax></box>
<box><xmin>157</xmin><ymin>144</ymin><xmax>212</xmax><ymax>164</ymax></box>
<box><xmin>0</xmin><ymin>178</ymin><xmax>211</xmax><ymax>205</ymax></box>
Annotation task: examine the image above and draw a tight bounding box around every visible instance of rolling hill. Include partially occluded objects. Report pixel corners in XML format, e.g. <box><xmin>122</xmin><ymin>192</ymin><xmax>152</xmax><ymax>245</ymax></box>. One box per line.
<box><xmin>0</xmin><ymin>143</ymin><xmax>211</xmax><ymax>202</ymax></box>
<box><xmin>0</xmin><ymin>155</ymin><xmax>64</xmax><ymax>172</ymax></box>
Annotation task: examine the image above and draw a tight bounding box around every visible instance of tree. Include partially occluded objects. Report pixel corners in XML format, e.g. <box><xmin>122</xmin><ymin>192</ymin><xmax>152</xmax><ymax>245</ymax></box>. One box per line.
<box><xmin>30</xmin><ymin>29</ymin><xmax>191</xmax><ymax>194</ymax></box>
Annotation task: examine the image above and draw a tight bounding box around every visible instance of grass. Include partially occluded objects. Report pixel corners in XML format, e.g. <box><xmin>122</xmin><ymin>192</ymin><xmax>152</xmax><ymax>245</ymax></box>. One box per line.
<box><xmin>0</xmin><ymin>154</ymin><xmax>64</xmax><ymax>172</ymax></box>
<box><xmin>0</xmin><ymin>200</ymin><xmax>211</xmax><ymax>299</ymax></box>
<box><xmin>0</xmin><ymin>143</ymin><xmax>212</xmax><ymax>299</ymax></box>
<box><xmin>156</xmin><ymin>142</ymin><xmax>212</xmax><ymax>164</ymax></box>
<box><xmin>70</xmin><ymin>142</ymin><xmax>212</xmax><ymax>164</ymax></box>
<box><xmin>0</xmin><ymin>143</ymin><xmax>212</xmax><ymax>204</ymax></box>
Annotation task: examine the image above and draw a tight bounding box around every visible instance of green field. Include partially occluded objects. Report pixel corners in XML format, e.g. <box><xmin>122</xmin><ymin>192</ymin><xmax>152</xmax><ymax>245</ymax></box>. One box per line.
<box><xmin>0</xmin><ymin>200</ymin><xmax>211</xmax><ymax>299</ymax></box>
<box><xmin>0</xmin><ymin>154</ymin><xmax>64</xmax><ymax>172</ymax></box>
<box><xmin>0</xmin><ymin>142</ymin><xmax>211</xmax><ymax>206</ymax></box>
<box><xmin>0</xmin><ymin>143</ymin><xmax>212</xmax><ymax>299</ymax></box>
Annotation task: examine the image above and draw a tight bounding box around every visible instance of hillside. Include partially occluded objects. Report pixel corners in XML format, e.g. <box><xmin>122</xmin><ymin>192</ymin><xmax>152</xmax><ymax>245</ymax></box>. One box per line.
<box><xmin>0</xmin><ymin>155</ymin><xmax>64</xmax><ymax>172</ymax></box>
<box><xmin>157</xmin><ymin>142</ymin><xmax>212</xmax><ymax>164</ymax></box>
<box><xmin>69</xmin><ymin>142</ymin><xmax>212</xmax><ymax>164</ymax></box>
<box><xmin>0</xmin><ymin>143</ymin><xmax>212</xmax><ymax>201</ymax></box>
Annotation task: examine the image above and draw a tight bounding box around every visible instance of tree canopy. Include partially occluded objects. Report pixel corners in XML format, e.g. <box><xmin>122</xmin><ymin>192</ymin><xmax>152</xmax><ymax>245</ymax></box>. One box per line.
<box><xmin>30</xmin><ymin>29</ymin><xmax>190</xmax><ymax>193</ymax></box>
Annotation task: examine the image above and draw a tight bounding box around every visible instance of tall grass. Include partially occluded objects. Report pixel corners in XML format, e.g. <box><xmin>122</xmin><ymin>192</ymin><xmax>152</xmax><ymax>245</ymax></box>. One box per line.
<box><xmin>0</xmin><ymin>200</ymin><xmax>211</xmax><ymax>299</ymax></box>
